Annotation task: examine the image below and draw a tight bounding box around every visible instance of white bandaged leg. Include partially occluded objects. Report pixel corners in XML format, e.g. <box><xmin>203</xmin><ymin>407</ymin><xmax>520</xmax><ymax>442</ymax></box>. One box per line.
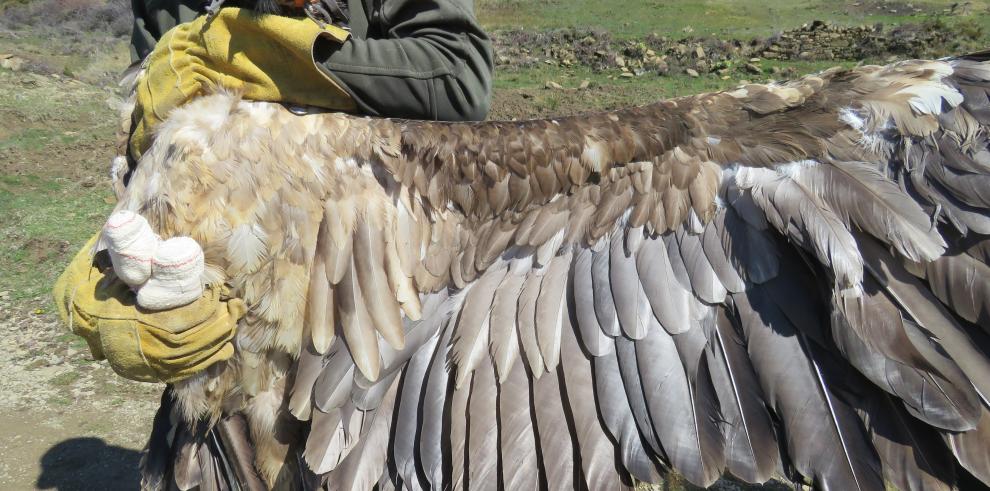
<box><xmin>104</xmin><ymin>210</ymin><xmax>160</xmax><ymax>286</ymax></box>
<box><xmin>138</xmin><ymin>237</ymin><xmax>206</xmax><ymax>310</ymax></box>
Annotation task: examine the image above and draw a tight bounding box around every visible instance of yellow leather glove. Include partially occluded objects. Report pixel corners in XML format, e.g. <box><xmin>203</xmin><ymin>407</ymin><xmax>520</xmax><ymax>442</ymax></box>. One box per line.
<box><xmin>130</xmin><ymin>7</ymin><xmax>356</xmax><ymax>159</ymax></box>
<box><xmin>53</xmin><ymin>235</ymin><xmax>246</xmax><ymax>383</ymax></box>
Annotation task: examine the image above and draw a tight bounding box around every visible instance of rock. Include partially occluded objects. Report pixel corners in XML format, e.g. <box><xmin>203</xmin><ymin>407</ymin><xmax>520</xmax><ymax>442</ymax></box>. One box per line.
<box><xmin>686</xmin><ymin>68</ymin><xmax>700</xmax><ymax>77</ymax></box>
<box><xmin>615</xmin><ymin>55</ymin><xmax>626</xmax><ymax>68</ymax></box>
<box><xmin>0</xmin><ymin>54</ymin><xmax>25</xmax><ymax>72</ymax></box>
<box><xmin>798</xmin><ymin>51</ymin><xmax>812</xmax><ymax>60</ymax></box>
<box><xmin>0</xmin><ymin>291</ymin><xmax>9</xmax><ymax>300</ymax></box>
<box><xmin>620</xmin><ymin>72</ymin><xmax>634</xmax><ymax>78</ymax></box>
<box><xmin>695</xmin><ymin>45</ymin><xmax>706</xmax><ymax>59</ymax></box>
<box><xmin>744</xmin><ymin>63</ymin><xmax>763</xmax><ymax>74</ymax></box>
<box><xmin>544</xmin><ymin>81</ymin><xmax>563</xmax><ymax>90</ymax></box>
<box><xmin>578</xmin><ymin>79</ymin><xmax>591</xmax><ymax>90</ymax></box>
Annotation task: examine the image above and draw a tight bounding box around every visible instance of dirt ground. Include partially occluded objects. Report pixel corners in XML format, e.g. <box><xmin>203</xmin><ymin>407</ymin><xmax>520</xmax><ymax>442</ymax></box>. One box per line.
<box><xmin>0</xmin><ymin>62</ymin><xmax>161</xmax><ymax>489</ymax></box>
<box><xmin>0</xmin><ymin>293</ymin><xmax>161</xmax><ymax>490</ymax></box>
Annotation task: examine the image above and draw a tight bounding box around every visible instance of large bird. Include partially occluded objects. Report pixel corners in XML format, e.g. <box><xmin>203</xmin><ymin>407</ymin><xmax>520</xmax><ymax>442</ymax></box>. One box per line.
<box><xmin>110</xmin><ymin>52</ymin><xmax>990</xmax><ymax>491</ymax></box>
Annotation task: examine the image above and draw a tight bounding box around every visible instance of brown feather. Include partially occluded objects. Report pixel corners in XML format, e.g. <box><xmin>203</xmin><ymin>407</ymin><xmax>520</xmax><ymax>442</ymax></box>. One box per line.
<box><xmin>336</xmin><ymin>258</ymin><xmax>382</xmax><ymax>382</ymax></box>
<box><xmin>353</xmin><ymin>218</ymin><xmax>405</xmax><ymax>349</ymax></box>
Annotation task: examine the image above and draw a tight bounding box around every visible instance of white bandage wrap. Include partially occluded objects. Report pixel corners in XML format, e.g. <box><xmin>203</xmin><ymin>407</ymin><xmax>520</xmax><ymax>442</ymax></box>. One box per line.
<box><xmin>104</xmin><ymin>211</ymin><xmax>160</xmax><ymax>286</ymax></box>
<box><xmin>137</xmin><ymin>237</ymin><xmax>206</xmax><ymax>310</ymax></box>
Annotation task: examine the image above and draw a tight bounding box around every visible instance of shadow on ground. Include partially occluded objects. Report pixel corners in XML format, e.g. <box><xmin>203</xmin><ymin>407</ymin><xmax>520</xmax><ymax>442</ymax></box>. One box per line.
<box><xmin>37</xmin><ymin>437</ymin><xmax>141</xmax><ymax>490</ymax></box>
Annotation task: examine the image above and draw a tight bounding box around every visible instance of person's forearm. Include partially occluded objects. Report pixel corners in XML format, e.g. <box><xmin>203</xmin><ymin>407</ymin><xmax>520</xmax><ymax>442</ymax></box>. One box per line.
<box><xmin>315</xmin><ymin>33</ymin><xmax>493</xmax><ymax>121</ymax></box>
<box><xmin>130</xmin><ymin>0</ymin><xmax>204</xmax><ymax>61</ymax></box>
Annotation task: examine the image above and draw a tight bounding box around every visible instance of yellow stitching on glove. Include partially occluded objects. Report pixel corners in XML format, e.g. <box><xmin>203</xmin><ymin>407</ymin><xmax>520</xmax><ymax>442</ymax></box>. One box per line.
<box><xmin>130</xmin><ymin>7</ymin><xmax>355</xmax><ymax>159</ymax></box>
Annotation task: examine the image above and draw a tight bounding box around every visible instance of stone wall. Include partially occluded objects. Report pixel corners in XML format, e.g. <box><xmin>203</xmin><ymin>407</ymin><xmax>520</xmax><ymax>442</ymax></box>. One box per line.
<box><xmin>491</xmin><ymin>19</ymin><xmax>982</xmax><ymax>79</ymax></box>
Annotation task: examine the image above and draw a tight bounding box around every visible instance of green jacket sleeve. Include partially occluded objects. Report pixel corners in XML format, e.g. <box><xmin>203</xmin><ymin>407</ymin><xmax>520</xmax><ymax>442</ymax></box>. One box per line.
<box><xmin>130</xmin><ymin>0</ymin><xmax>203</xmax><ymax>62</ymax></box>
<box><xmin>315</xmin><ymin>0</ymin><xmax>494</xmax><ymax>121</ymax></box>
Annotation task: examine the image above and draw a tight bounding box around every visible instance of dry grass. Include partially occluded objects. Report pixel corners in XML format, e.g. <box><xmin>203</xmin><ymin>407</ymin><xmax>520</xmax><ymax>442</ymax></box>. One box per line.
<box><xmin>0</xmin><ymin>0</ymin><xmax>131</xmax><ymax>38</ymax></box>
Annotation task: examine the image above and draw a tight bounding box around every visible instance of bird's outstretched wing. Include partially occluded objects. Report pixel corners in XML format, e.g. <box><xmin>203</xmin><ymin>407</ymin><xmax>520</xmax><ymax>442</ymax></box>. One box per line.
<box><xmin>121</xmin><ymin>56</ymin><xmax>990</xmax><ymax>490</ymax></box>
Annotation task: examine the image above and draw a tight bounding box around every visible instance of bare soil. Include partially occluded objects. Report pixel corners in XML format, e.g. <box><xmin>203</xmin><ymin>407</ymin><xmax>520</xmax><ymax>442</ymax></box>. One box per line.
<box><xmin>0</xmin><ymin>293</ymin><xmax>160</xmax><ymax>490</ymax></box>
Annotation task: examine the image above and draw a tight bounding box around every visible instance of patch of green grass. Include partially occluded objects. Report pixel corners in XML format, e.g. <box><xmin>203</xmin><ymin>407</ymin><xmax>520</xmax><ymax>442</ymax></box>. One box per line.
<box><xmin>0</xmin><ymin>176</ymin><xmax>114</xmax><ymax>302</ymax></box>
<box><xmin>57</xmin><ymin>332</ymin><xmax>92</xmax><ymax>352</ymax></box>
<box><xmin>479</xmin><ymin>0</ymin><xmax>990</xmax><ymax>40</ymax></box>
<box><xmin>0</xmin><ymin>127</ymin><xmax>87</xmax><ymax>151</ymax></box>
<box><xmin>46</xmin><ymin>394</ymin><xmax>73</xmax><ymax>407</ymax></box>
<box><xmin>50</xmin><ymin>371</ymin><xmax>82</xmax><ymax>386</ymax></box>
<box><xmin>492</xmin><ymin>58</ymin><xmax>866</xmax><ymax>114</ymax></box>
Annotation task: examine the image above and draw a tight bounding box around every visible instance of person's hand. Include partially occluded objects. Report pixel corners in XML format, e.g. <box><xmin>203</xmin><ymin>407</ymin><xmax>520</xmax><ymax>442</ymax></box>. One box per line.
<box><xmin>129</xmin><ymin>7</ymin><xmax>355</xmax><ymax>160</ymax></box>
<box><xmin>53</xmin><ymin>234</ymin><xmax>247</xmax><ymax>383</ymax></box>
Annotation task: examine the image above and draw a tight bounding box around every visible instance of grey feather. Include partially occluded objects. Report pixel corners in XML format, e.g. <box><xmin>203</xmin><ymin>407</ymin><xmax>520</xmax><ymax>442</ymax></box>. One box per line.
<box><xmin>496</xmin><ymin>347</ymin><xmax>541</xmax><ymax>491</ymax></box>
<box><xmin>737</xmin><ymin>166</ymin><xmax>864</xmax><ymax>289</ymax></box>
<box><xmin>328</xmin><ymin>380</ymin><xmax>397</xmax><ymax>491</ymax></box>
<box><xmin>636</xmin><ymin>236</ymin><xmax>692</xmax><ymax>334</ymax></box>
<box><xmin>391</xmin><ymin>332</ymin><xmax>440</xmax><ymax>491</ymax></box>
<box><xmin>736</xmin><ymin>289</ymin><xmax>884</xmax><ymax>491</ymax></box>
<box><xmin>857</xmin><ymin>235</ymin><xmax>990</xmax><ymax>403</ymax></box>
<box><xmin>795</xmin><ymin>160</ymin><xmax>946</xmax><ymax>262</ymax></box>
<box><xmin>609</xmin><ymin>236</ymin><xmax>651</xmax><ymax>340</ymax></box>
<box><xmin>303</xmin><ymin>407</ymin><xmax>344</xmax><ymax>475</ymax></box>
<box><xmin>705</xmin><ymin>309</ymin><xmax>779</xmax><ymax>483</ymax></box>
<box><xmin>517</xmin><ymin>268</ymin><xmax>546</xmax><ymax>376</ymax></box>
<box><xmin>591</xmin><ymin>243</ymin><xmax>621</xmax><ymax>336</ymax></box>
<box><xmin>489</xmin><ymin>272</ymin><xmax>526</xmax><ymax>381</ymax></box>
<box><xmin>452</xmin><ymin>265</ymin><xmax>507</xmax><ymax>388</ymax></box>
<box><xmin>924</xmin><ymin>250</ymin><xmax>990</xmax><ymax>330</ymax></box>
<box><xmin>721</xmin><ymin>193</ymin><xmax>780</xmax><ymax>284</ymax></box>
<box><xmin>592</xmin><ymin>347</ymin><xmax>663</xmax><ymax>484</ymax></box>
<box><xmin>941</xmin><ymin>406</ymin><xmax>990</xmax><ymax>484</ymax></box>
<box><xmin>675</xmin><ymin>228</ymin><xmax>727</xmax><ymax>304</ymax></box>
<box><xmin>857</xmin><ymin>391</ymin><xmax>955</xmax><ymax>491</ymax></box>
<box><xmin>613</xmin><ymin>337</ymin><xmax>666</xmax><ymax>460</ymax></box>
<box><xmin>313</xmin><ymin>342</ymin><xmax>357</xmax><ymax>413</ymax></box>
<box><xmin>290</xmin><ymin>339</ymin><xmax>329</xmax><ymax>420</ymax></box>
<box><xmin>466</xmin><ymin>359</ymin><xmax>500</xmax><ymax>489</ymax></box>
<box><xmin>532</xmin><ymin>362</ymin><xmax>577</xmax><ymax>489</ymax></box>
<box><xmin>418</xmin><ymin>318</ymin><xmax>454</xmax><ymax>488</ymax></box>
<box><xmin>449</xmin><ymin>371</ymin><xmax>472</xmax><ymax>490</ymax></box>
<box><xmin>572</xmin><ymin>247</ymin><xmax>613</xmax><ymax>356</ymax></box>
<box><xmin>701</xmin><ymin>212</ymin><xmax>747</xmax><ymax>293</ymax></box>
<box><xmin>559</xmin><ymin>322</ymin><xmax>629</xmax><ymax>488</ymax></box>
<box><xmin>635</xmin><ymin>314</ymin><xmax>724</xmax><ymax>487</ymax></box>
<box><xmin>536</xmin><ymin>250</ymin><xmax>572</xmax><ymax>370</ymax></box>
<box><xmin>832</xmin><ymin>285</ymin><xmax>981</xmax><ymax>431</ymax></box>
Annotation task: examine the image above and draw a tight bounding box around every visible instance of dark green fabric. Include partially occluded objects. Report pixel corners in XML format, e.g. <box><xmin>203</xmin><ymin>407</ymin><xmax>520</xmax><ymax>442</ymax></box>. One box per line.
<box><xmin>129</xmin><ymin>0</ymin><xmax>493</xmax><ymax>121</ymax></box>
